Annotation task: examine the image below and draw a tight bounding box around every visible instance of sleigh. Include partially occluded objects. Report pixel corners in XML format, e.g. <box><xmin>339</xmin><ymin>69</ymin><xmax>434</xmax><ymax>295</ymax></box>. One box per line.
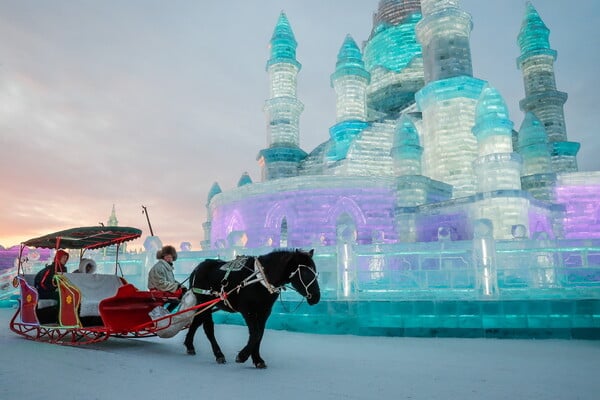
<box><xmin>9</xmin><ymin>226</ymin><xmax>215</xmax><ymax>346</ymax></box>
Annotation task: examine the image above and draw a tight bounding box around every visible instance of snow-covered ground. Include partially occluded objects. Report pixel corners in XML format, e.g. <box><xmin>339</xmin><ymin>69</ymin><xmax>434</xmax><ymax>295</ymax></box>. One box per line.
<box><xmin>1</xmin><ymin>307</ymin><xmax>599</xmax><ymax>400</ymax></box>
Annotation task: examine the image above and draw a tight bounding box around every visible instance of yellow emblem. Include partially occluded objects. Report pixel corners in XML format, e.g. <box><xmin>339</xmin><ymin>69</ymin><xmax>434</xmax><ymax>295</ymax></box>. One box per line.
<box><xmin>26</xmin><ymin>294</ymin><xmax>32</xmax><ymax>303</ymax></box>
<box><xmin>66</xmin><ymin>295</ymin><xmax>72</xmax><ymax>304</ymax></box>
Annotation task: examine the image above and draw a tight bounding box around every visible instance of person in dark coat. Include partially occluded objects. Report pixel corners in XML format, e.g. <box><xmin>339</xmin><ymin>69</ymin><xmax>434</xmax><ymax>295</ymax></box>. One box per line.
<box><xmin>34</xmin><ymin>249</ymin><xmax>69</xmax><ymax>300</ymax></box>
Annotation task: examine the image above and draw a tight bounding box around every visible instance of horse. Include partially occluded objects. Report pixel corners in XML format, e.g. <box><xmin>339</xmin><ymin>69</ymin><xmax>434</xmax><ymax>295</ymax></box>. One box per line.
<box><xmin>183</xmin><ymin>248</ymin><xmax>320</xmax><ymax>368</ymax></box>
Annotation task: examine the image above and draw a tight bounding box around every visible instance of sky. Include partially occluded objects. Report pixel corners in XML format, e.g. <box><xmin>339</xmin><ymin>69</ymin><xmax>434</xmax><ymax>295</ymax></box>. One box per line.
<box><xmin>0</xmin><ymin>0</ymin><xmax>598</xmax><ymax>250</ymax></box>
<box><xmin>1</xmin><ymin>308</ymin><xmax>599</xmax><ymax>400</ymax></box>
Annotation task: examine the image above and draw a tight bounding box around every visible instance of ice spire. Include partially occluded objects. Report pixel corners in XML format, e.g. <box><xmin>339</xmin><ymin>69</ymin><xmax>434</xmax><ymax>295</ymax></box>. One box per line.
<box><xmin>237</xmin><ymin>172</ymin><xmax>253</xmax><ymax>187</ymax></box>
<box><xmin>517</xmin><ymin>2</ymin><xmax>578</xmax><ymax>173</ymax></box>
<box><xmin>518</xmin><ymin>2</ymin><xmax>551</xmax><ymax>55</ymax></box>
<box><xmin>331</xmin><ymin>35</ymin><xmax>370</xmax><ymax>123</ymax></box>
<box><xmin>107</xmin><ymin>204</ymin><xmax>118</xmax><ymax>227</ymax></box>
<box><xmin>207</xmin><ymin>182</ymin><xmax>222</xmax><ymax>205</ymax></box>
<box><xmin>260</xmin><ymin>11</ymin><xmax>306</xmax><ymax>181</ymax></box>
<box><xmin>267</xmin><ymin>12</ymin><xmax>299</xmax><ymax>69</ymax></box>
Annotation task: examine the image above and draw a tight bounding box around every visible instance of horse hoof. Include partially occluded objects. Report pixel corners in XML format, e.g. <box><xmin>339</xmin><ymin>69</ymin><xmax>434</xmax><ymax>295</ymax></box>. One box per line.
<box><xmin>254</xmin><ymin>362</ymin><xmax>267</xmax><ymax>369</ymax></box>
<box><xmin>216</xmin><ymin>356</ymin><xmax>226</xmax><ymax>364</ymax></box>
<box><xmin>186</xmin><ymin>348</ymin><xmax>196</xmax><ymax>355</ymax></box>
<box><xmin>235</xmin><ymin>354</ymin><xmax>246</xmax><ymax>363</ymax></box>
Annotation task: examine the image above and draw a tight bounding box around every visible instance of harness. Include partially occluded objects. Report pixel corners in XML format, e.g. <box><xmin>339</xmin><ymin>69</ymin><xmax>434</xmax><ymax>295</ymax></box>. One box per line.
<box><xmin>191</xmin><ymin>257</ymin><xmax>318</xmax><ymax>311</ymax></box>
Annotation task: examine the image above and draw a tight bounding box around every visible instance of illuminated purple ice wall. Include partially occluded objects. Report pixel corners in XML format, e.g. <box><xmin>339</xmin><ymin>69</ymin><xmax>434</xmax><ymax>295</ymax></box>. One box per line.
<box><xmin>555</xmin><ymin>172</ymin><xmax>600</xmax><ymax>239</ymax></box>
<box><xmin>206</xmin><ymin>174</ymin><xmax>597</xmax><ymax>249</ymax></box>
<box><xmin>208</xmin><ymin>176</ymin><xmax>399</xmax><ymax>248</ymax></box>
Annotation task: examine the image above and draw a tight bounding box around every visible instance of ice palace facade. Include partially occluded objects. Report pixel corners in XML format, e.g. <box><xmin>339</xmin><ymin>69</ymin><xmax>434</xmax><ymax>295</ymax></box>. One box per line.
<box><xmin>186</xmin><ymin>0</ymin><xmax>600</xmax><ymax>337</ymax></box>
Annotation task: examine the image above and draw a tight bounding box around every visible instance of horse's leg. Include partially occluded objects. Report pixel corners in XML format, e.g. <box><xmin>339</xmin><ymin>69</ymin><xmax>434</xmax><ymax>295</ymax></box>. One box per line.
<box><xmin>183</xmin><ymin>313</ymin><xmax>203</xmax><ymax>355</ymax></box>
<box><xmin>235</xmin><ymin>311</ymin><xmax>259</xmax><ymax>365</ymax></box>
<box><xmin>202</xmin><ymin>314</ymin><xmax>226</xmax><ymax>364</ymax></box>
<box><xmin>249</xmin><ymin>308</ymin><xmax>272</xmax><ymax>369</ymax></box>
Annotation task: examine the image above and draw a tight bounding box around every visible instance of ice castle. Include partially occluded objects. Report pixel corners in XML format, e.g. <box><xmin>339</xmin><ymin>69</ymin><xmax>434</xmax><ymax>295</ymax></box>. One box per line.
<box><xmin>202</xmin><ymin>0</ymin><xmax>597</xmax><ymax>249</ymax></box>
<box><xmin>189</xmin><ymin>0</ymin><xmax>600</xmax><ymax>338</ymax></box>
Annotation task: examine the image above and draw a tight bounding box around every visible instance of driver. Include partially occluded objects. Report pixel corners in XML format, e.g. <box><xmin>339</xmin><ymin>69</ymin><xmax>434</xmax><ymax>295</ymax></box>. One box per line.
<box><xmin>148</xmin><ymin>245</ymin><xmax>186</xmax><ymax>310</ymax></box>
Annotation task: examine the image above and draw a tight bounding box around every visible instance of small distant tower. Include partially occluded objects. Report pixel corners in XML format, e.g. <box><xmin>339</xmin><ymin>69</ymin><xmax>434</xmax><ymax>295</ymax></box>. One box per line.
<box><xmin>517</xmin><ymin>2</ymin><xmax>579</xmax><ymax>173</ymax></box>
<box><xmin>201</xmin><ymin>182</ymin><xmax>222</xmax><ymax>250</ymax></box>
<box><xmin>328</xmin><ymin>35</ymin><xmax>370</xmax><ymax>161</ymax></box>
<box><xmin>258</xmin><ymin>12</ymin><xmax>307</xmax><ymax>181</ymax></box>
<box><xmin>104</xmin><ymin>205</ymin><xmax>122</xmax><ymax>256</ymax></box>
<box><xmin>107</xmin><ymin>204</ymin><xmax>118</xmax><ymax>227</ymax></box>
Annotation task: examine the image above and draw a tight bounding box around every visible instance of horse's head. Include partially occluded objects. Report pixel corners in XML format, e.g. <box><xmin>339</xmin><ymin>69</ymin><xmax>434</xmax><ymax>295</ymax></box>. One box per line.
<box><xmin>286</xmin><ymin>249</ymin><xmax>320</xmax><ymax>305</ymax></box>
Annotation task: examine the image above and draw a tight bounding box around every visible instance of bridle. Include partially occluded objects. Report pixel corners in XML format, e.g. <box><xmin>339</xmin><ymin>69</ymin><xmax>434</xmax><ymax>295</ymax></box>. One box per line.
<box><xmin>288</xmin><ymin>264</ymin><xmax>319</xmax><ymax>300</ymax></box>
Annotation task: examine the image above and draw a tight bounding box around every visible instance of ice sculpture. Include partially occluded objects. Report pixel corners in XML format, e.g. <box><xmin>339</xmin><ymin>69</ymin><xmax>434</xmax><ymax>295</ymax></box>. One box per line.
<box><xmin>259</xmin><ymin>12</ymin><xmax>306</xmax><ymax>181</ymax></box>
<box><xmin>517</xmin><ymin>1</ymin><xmax>578</xmax><ymax>173</ymax></box>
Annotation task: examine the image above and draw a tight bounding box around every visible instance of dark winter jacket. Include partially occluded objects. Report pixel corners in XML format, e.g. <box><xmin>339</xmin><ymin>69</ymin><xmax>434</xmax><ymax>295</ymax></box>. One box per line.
<box><xmin>34</xmin><ymin>263</ymin><xmax>66</xmax><ymax>300</ymax></box>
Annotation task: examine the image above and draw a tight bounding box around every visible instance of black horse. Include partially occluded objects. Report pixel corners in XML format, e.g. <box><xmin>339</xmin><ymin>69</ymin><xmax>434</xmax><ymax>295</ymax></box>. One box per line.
<box><xmin>184</xmin><ymin>249</ymin><xmax>320</xmax><ymax>368</ymax></box>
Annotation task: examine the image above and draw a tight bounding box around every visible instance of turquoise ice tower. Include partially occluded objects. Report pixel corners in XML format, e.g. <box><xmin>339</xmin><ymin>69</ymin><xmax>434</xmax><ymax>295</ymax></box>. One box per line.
<box><xmin>363</xmin><ymin>0</ymin><xmax>424</xmax><ymax>119</ymax></box>
<box><xmin>517</xmin><ymin>112</ymin><xmax>555</xmax><ymax>202</ymax></box>
<box><xmin>415</xmin><ymin>0</ymin><xmax>486</xmax><ymax>198</ymax></box>
<box><xmin>258</xmin><ymin>12</ymin><xmax>307</xmax><ymax>181</ymax></box>
<box><xmin>328</xmin><ymin>35</ymin><xmax>370</xmax><ymax>162</ymax></box>
<box><xmin>472</xmin><ymin>86</ymin><xmax>522</xmax><ymax>193</ymax></box>
<box><xmin>471</xmin><ymin>86</ymin><xmax>529</xmax><ymax>238</ymax></box>
<box><xmin>517</xmin><ymin>2</ymin><xmax>579</xmax><ymax>173</ymax></box>
<box><xmin>200</xmin><ymin>182</ymin><xmax>222</xmax><ymax>249</ymax></box>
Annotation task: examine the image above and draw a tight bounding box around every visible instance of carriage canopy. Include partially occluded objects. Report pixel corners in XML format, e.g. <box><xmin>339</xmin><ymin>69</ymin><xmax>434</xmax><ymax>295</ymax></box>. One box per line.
<box><xmin>22</xmin><ymin>226</ymin><xmax>142</xmax><ymax>250</ymax></box>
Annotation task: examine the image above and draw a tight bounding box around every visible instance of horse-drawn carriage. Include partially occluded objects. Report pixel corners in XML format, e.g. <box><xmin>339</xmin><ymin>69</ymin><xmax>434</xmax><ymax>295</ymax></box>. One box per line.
<box><xmin>10</xmin><ymin>225</ymin><xmax>321</xmax><ymax>368</ymax></box>
<box><xmin>9</xmin><ymin>226</ymin><xmax>200</xmax><ymax>345</ymax></box>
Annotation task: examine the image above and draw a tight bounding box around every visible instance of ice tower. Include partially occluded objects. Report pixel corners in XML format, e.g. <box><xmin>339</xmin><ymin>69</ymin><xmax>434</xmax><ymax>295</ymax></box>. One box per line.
<box><xmin>258</xmin><ymin>12</ymin><xmax>307</xmax><ymax>181</ymax></box>
<box><xmin>415</xmin><ymin>0</ymin><xmax>485</xmax><ymax>197</ymax></box>
<box><xmin>328</xmin><ymin>35</ymin><xmax>371</xmax><ymax>162</ymax></box>
<box><xmin>517</xmin><ymin>2</ymin><xmax>579</xmax><ymax>173</ymax></box>
<box><xmin>363</xmin><ymin>0</ymin><xmax>424</xmax><ymax>118</ymax></box>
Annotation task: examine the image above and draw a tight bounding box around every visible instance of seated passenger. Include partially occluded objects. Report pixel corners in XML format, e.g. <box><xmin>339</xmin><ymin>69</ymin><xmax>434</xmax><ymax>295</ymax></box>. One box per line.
<box><xmin>148</xmin><ymin>245</ymin><xmax>186</xmax><ymax>310</ymax></box>
<box><xmin>34</xmin><ymin>249</ymin><xmax>69</xmax><ymax>301</ymax></box>
<box><xmin>73</xmin><ymin>258</ymin><xmax>97</xmax><ymax>274</ymax></box>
